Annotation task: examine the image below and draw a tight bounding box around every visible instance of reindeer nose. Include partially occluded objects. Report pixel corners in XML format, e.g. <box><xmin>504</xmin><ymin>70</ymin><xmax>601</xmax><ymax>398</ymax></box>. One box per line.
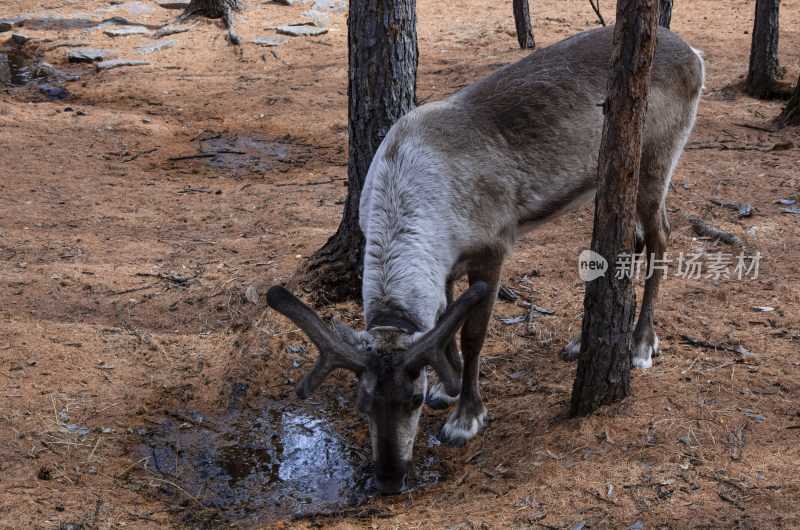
<box><xmin>373</xmin><ymin>460</ymin><xmax>410</xmax><ymax>494</ymax></box>
<box><xmin>374</xmin><ymin>472</ymin><xmax>408</xmax><ymax>495</ymax></box>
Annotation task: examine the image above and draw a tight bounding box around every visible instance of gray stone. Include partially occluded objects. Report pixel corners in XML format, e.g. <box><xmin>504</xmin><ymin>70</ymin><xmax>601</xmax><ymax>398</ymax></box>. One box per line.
<box><xmin>11</xmin><ymin>33</ymin><xmax>32</xmax><ymax>44</ymax></box>
<box><xmin>96</xmin><ymin>2</ymin><xmax>157</xmax><ymax>15</ymax></box>
<box><xmin>0</xmin><ymin>18</ymin><xmax>23</xmax><ymax>32</ymax></box>
<box><xmin>67</xmin><ymin>48</ymin><xmax>117</xmax><ymax>63</ymax></box>
<box><xmin>156</xmin><ymin>0</ymin><xmax>191</xmax><ymax>8</ymax></box>
<box><xmin>86</xmin><ymin>16</ymin><xmax>130</xmax><ymax>33</ymax></box>
<box><xmin>312</xmin><ymin>0</ymin><xmax>348</xmax><ymax>12</ymax></box>
<box><xmin>248</xmin><ymin>36</ymin><xmax>288</xmax><ymax>47</ymax></box>
<box><xmin>40</xmin><ymin>85</ymin><xmax>69</xmax><ymax>100</ymax></box>
<box><xmin>276</xmin><ymin>25</ymin><xmax>328</xmax><ymax>37</ymax></box>
<box><xmin>104</xmin><ymin>25</ymin><xmax>149</xmax><ymax>37</ymax></box>
<box><xmin>96</xmin><ymin>59</ymin><xmax>149</xmax><ymax>71</ymax></box>
<box><xmin>300</xmin><ymin>9</ymin><xmax>331</xmax><ymax>27</ymax></box>
<box><xmin>134</xmin><ymin>39</ymin><xmax>178</xmax><ymax>54</ymax></box>
<box><xmin>274</xmin><ymin>0</ymin><xmax>310</xmax><ymax>5</ymax></box>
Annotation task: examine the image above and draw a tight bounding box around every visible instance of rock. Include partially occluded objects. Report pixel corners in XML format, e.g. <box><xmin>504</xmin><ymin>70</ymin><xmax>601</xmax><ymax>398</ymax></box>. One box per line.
<box><xmin>134</xmin><ymin>39</ymin><xmax>178</xmax><ymax>54</ymax></box>
<box><xmin>11</xmin><ymin>33</ymin><xmax>32</xmax><ymax>44</ymax></box>
<box><xmin>40</xmin><ymin>85</ymin><xmax>69</xmax><ymax>100</ymax></box>
<box><xmin>0</xmin><ymin>18</ymin><xmax>22</xmax><ymax>32</ymax></box>
<box><xmin>156</xmin><ymin>0</ymin><xmax>191</xmax><ymax>8</ymax></box>
<box><xmin>300</xmin><ymin>9</ymin><xmax>331</xmax><ymax>27</ymax></box>
<box><xmin>312</xmin><ymin>0</ymin><xmax>348</xmax><ymax>12</ymax></box>
<box><xmin>96</xmin><ymin>2</ymin><xmax>157</xmax><ymax>15</ymax></box>
<box><xmin>86</xmin><ymin>16</ymin><xmax>130</xmax><ymax>33</ymax></box>
<box><xmin>67</xmin><ymin>48</ymin><xmax>117</xmax><ymax>63</ymax></box>
<box><xmin>248</xmin><ymin>36</ymin><xmax>288</xmax><ymax>47</ymax></box>
<box><xmin>276</xmin><ymin>25</ymin><xmax>328</xmax><ymax>37</ymax></box>
<box><xmin>103</xmin><ymin>25</ymin><xmax>149</xmax><ymax>37</ymax></box>
<box><xmin>96</xmin><ymin>59</ymin><xmax>149</xmax><ymax>71</ymax></box>
<box><xmin>274</xmin><ymin>0</ymin><xmax>310</xmax><ymax>5</ymax></box>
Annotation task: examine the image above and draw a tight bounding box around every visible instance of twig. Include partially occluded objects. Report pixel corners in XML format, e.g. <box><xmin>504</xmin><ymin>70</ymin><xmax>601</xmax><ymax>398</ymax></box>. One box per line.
<box><xmin>719</xmin><ymin>493</ymin><xmax>745</xmax><ymax>510</ymax></box>
<box><xmin>167</xmin><ymin>150</ymin><xmax>244</xmax><ymax>161</ymax></box>
<box><xmin>121</xmin><ymin>509</ymin><xmax>162</xmax><ymax>523</ymax></box>
<box><xmin>134</xmin><ymin>272</ymin><xmax>190</xmax><ymax>284</ymax></box>
<box><xmin>124</xmin><ymin>147</ymin><xmax>158</xmax><ymax>163</ymax></box>
<box><xmin>588</xmin><ymin>0</ymin><xmax>606</xmax><ymax>26</ymax></box>
<box><xmin>733</xmin><ymin>122</ymin><xmax>776</xmax><ymax>133</ymax></box>
<box><xmin>587</xmin><ymin>490</ymin><xmax>616</xmax><ymax>504</ymax></box>
<box><xmin>691</xmin><ymin>218</ymin><xmax>744</xmax><ymax>247</ymax></box>
<box><xmin>111</xmin><ymin>282</ymin><xmax>158</xmax><ymax>296</ymax></box>
<box><xmin>167</xmin><ymin>153</ymin><xmax>215</xmax><ymax>161</ymax></box>
<box><xmin>679</xmin><ymin>334</ymin><xmax>754</xmax><ymax>355</ymax></box>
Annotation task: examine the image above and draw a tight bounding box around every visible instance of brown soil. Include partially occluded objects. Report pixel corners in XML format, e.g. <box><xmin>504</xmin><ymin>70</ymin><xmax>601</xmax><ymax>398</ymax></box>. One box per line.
<box><xmin>1</xmin><ymin>0</ymin><xmax>799</xmax><ymax>528</ymax></box>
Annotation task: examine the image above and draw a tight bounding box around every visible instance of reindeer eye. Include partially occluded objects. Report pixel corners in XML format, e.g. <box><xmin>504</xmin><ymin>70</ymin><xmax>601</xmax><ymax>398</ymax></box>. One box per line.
<box><xmin>411</xmin><ymin>393</ymin><xmax>424</xmax><ymax>409</ymax></box>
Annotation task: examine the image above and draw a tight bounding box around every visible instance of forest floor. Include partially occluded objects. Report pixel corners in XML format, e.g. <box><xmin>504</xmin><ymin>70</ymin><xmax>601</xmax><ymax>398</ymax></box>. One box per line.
<box><xmin>1</xmin><ymin>0</ymin><xmax>800</xmax><ymax>528</ymax></box>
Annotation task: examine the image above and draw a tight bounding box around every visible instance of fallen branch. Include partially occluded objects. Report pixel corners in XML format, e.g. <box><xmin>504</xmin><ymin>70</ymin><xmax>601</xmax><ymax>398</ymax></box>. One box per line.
<box><xmin>691</xmin><ymin>218</ymin><xmax>744</xmax><ymax>247</ymax></box>
<box><xmin>733</xmin><ymin>122</ymin><xmax>776</xmax><ymax>133</ymax></box>
<box><xmin>124</xmin><ymin>147</ymin><xmax>158</xmax><ymax>163</ymax></box>
<box><xmin>111</xmin><ymin>282</ymin><xmax>158</xmax><ymax>296</ymax></box>
<box><xmin>679</xmin><ymin>334</ymin><xmax>755</xmax><ymax>356</ymax></box>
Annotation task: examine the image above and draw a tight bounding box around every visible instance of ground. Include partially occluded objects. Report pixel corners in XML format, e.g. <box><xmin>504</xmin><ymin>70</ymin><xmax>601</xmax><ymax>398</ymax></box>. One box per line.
<box><xmin>1</xmin><ymin>0</ymin><xmax>799</xmax><ymax>528</ymax></box>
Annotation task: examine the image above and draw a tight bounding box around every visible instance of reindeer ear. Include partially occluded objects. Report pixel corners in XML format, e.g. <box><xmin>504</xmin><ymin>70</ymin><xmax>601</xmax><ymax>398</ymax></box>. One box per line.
<box><xmin>331</xmin><ymin>317</ymin><xmax>362</xmax><ymax>347</ymax></box>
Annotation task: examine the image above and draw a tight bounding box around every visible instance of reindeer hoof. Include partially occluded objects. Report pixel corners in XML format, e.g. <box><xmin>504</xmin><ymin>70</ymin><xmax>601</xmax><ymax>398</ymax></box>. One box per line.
<box><xmin>437</xmin><ymin>408</ymin><xmax>486</xmax><ymax>448</ymax></box>
<box><xmin>632</xmin><ymin>334</ymin><xmax>659</xmax><ymax>369</ymax></box>
<box><xmin>437</xmin><ymin>429</ymin><xmax>467</xmax><ymax>448</ymax></box>
<box><xmin>425</xmin><ymin>382</ymin><xmax>459</xmax><ymax>410</ymax></box>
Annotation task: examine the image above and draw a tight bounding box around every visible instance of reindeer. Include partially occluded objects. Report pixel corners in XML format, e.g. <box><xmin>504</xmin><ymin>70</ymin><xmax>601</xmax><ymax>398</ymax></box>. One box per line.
<box><xmin>267</xmin><ymin>25</ymin><xmax>704</xmax><ymax>494</ymax></box>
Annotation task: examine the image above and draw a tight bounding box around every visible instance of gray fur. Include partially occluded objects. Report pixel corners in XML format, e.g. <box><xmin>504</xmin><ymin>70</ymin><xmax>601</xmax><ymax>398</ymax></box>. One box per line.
<box><xmin>272</xmin><ymin>26</ymin><xmax>704</xmax><ymax>493</ymax></box>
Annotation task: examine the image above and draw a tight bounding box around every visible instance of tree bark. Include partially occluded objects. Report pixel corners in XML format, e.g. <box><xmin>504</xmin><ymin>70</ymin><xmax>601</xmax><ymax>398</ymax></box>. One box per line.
<box><xmin>174</xmin><ymin>0</ymin><xmax>244</xmax><ymax>44</ymax></box>
<box><xmin>570</xmin><ymin>0</ymin><xmax>659</xmax><ymax>416</ymax></box>
<box><xmin>658</xmin><ymin>0</ymin><xmax>672</xmax><ymax>29</ymax></box>
<box><xmin>288</xmin><ymin>0</ymin><xmax>418</xmax><ymax>304</ymax></box>
<box><xmin>745</xmin><ymin>0</ymin><xmax>781</xmax><ymax>99</ymax></box>
<box><xmin>513</xmin><ymin>0</ymin><xmax>535</xmax><ymax>49</ymax></box>
<box><xmin>778</xmin><ymin>75</ymin><xmax>800</xmax><ymax>125</ymax></box>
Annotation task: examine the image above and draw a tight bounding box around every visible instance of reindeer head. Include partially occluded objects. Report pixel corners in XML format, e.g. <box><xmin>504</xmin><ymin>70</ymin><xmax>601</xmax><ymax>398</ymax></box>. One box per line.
<box><xmin>266</xmin><ymin>282</ymin><xmax>489</xmax><ymax>494</ymax></box>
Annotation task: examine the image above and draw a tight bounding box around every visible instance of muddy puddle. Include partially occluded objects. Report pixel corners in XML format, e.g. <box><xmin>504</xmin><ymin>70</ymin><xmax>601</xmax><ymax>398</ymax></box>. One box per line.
<box><xmin>133</xmin><ymin>402</ymin><xmax>441</xmax><ymax>525</ymax></box>
<box><xmin>0</xmin><ymin>45</ymin><xmax>78</xmax><ymax>98</ymax></box>
<box><xmin>180</xmin><ymin>132</ymin><xmax>310</xmax><ymax>177</ymax></box>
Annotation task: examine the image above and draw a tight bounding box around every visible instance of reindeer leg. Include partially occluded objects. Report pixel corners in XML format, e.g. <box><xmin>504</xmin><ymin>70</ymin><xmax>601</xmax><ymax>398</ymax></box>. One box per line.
<box><xmin>438</xmin><ymin>258</ymin><xmax>503</xmax><ymax>447</ymax></box>
<box><xmin>631</xmin><ymin>204</ymin><xmax>669</xmax><ymax>369</ymax></box>
<box><xmin>426</xmin><ymin>278</ymin><xmax>463</xmax><ymax>409</ymax></box>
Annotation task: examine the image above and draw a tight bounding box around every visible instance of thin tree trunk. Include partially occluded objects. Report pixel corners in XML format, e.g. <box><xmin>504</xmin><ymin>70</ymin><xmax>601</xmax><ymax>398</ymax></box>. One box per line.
<box><xmin>570</xmin><ymin>0</ymin><xmax>659</xmax><ymax>416</ymax></box>
<box><xmin>288</xmin><ymin>0</ymin><xmax>418</xmax><ymax>304</ymax></box>
<box><xmin>778</xmin><ymin>75</ymin><xmax>800</xmax><ymax>125</ymax></box>
<box><xmin>746</xmin><ymin>0</ymin><xmax>781</xmax><ymax>99</ymax></box>
<box><xmin>513</xmin><ymin>0</ymin><xmax>535</xmax><ymax>49</ymax></box>
<box><xmin>659</xmin><ymin>0</ymin><xmax>672</xmax><ymax>29</ymax></box>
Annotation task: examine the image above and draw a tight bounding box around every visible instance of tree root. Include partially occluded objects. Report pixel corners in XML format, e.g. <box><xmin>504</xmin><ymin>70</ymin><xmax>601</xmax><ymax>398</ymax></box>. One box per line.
<box><xmin>155</xmin><ymin>0</ymin><xmax>243</xmax><ymax>45</ymax></box>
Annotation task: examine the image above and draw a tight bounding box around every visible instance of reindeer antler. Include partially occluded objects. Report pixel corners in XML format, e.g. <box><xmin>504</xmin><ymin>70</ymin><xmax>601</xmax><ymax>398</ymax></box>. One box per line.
<box><xmin>267</xmin><ymin>286</ymin><xmax>368</xmax><ymax>399</ymax></box>
<box><xmin>397</xmin><ymin>282</ymin><xmax>491</xmax><ymax>403</ymax></box>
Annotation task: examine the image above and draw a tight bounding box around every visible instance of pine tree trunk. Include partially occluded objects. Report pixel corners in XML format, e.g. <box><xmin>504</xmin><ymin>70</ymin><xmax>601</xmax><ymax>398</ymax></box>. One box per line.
<box><xmin>288</xmin><ymin>0</ymin><xmax>418</xmax><ymax>304</ymax></box>
<box><xmin>570</xmin><ymin>0</ymin><xmax>659</xmax><ymax>416</ymax></box>
<box><xmin>175</xmin><ymin>0</ymin><xmax>244</xmax><ymax>43</ymax></box>
<box><xmin>513</xmin><ymin>0</ymin><xmax>535</xmax><ymax>49</ymax></box>
<box><xmin>778</xmin><ymin>75</ymin><xmax>800</xmax><ymax>125</ymax></box>
<box><xmin>746</xmin><ymin>0</ymin><xmax>781</xmax><ymax>99</ymax></box>
<box><xmin>659</xmin><ymin>0</ymin><xmax>672</xmax><ymax>29</ymax></box>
